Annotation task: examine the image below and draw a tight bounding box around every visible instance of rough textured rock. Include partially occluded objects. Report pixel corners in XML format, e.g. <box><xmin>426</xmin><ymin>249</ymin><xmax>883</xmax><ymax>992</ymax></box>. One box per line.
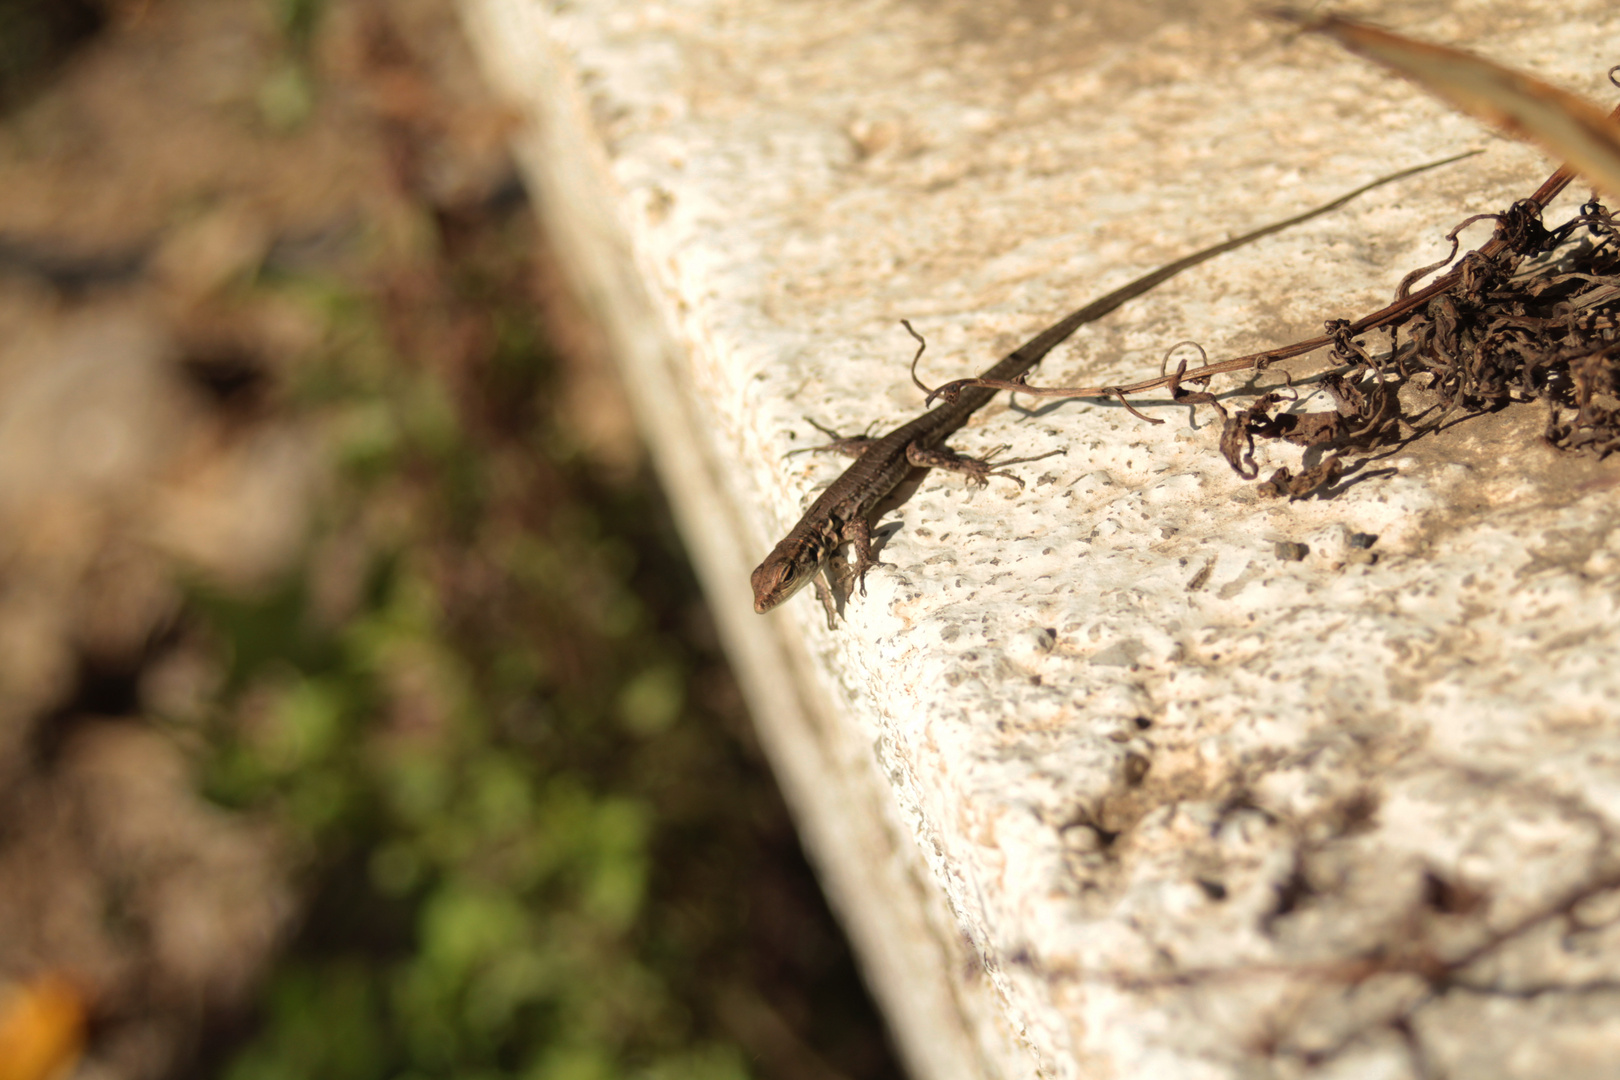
<box><xmin>462</xmin><ymin>1</ymin><xmax>1620</xmax><ymax>1076</ymax></box>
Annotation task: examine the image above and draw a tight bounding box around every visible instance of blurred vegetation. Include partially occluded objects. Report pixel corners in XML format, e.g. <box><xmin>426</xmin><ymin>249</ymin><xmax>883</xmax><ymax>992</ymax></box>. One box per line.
<box><xmin>0</xmin><ymin>0</ymin><xmax>106</xmax><ymax>109</ymax></box>
<box><xmin>152</xmin><ymin>5</ymin><xmax>895</xmax><ymax>1079</ymax></box>
<box><xmin>186</xmin><ymin>207</ymin><xmax>882</xmax><ymax>1078</ymax></box>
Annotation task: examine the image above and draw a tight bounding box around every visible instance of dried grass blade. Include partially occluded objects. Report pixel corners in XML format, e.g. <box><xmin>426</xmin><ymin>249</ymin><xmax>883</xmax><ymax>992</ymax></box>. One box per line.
<box><xmin>1284</xmin><ymin>12</ymin><xmax>1620</xmax><ymax>197</ymax></box>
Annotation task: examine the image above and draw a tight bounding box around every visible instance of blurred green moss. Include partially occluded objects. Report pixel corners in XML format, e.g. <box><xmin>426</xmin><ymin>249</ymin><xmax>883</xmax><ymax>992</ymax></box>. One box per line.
<box><xmin>190</xmin><ymin>184</ymin><xmax>790</xmax><ymax>1080</ymax></box>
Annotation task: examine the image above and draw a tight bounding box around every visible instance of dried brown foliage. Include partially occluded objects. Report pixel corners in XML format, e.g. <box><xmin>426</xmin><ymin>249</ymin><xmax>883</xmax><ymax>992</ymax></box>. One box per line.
<box><xmin>1221</xmin><ymin>194</ymin><xmax>1620</xmax><ymax>495</ymax></box>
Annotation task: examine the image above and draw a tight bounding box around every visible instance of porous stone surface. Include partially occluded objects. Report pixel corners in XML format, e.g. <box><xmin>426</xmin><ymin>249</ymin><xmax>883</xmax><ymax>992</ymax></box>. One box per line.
<box><xmin>462</xmin><ymin>1</ymin><xmax>1620</xmax><ymax>1077</ymax></box>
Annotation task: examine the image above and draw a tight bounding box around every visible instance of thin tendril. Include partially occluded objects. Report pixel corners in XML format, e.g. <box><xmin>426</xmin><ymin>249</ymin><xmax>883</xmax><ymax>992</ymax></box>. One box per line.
<box><xmin>901</xmin><ymin>319</ymin><xmax>934</xmax><ymax>396</ymax></box>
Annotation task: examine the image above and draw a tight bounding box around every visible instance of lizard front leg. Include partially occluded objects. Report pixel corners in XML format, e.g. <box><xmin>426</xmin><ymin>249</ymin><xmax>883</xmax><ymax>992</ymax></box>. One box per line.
<box><xmin>812</xmin><ymin>570</ymin><xmax>840</xmax><ymax>629</ymax></box>
<box><xmin>844</xmin><ymin>516</ymin><xmax>884</xmax><ymax>596</ymax></box>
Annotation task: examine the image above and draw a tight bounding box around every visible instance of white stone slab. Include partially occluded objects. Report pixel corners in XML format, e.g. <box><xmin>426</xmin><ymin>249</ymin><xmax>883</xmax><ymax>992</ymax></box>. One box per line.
<box><xmin>461</xmin><ymin>2</ymin><xmax>1620</xmax><ymax>1077</ymax></box>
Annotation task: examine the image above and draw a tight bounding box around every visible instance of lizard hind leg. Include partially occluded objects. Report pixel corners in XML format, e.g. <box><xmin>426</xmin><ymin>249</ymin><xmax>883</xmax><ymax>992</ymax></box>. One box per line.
<box><xmin>906</xmin><ymin>441</ymin><xmax>1066</xmax><ymax>488</ymax></box>
<box><xmin>784</xmin><ymin>417</ymin><xmax>882</xmax><ymax>460</ymax></box>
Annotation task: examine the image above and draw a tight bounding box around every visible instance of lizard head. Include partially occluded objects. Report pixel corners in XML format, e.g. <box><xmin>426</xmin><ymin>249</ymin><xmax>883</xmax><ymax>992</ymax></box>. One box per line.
<box><xmin>750</xmin><ymin>538</ymin><xmax>821</xmax><ymax>613</ymax></box>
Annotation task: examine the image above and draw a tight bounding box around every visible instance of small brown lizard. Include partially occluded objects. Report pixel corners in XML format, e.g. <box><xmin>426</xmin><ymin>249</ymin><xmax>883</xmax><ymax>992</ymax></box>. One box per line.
<box><xmin>751</xmin><ymin>157</ymin><xmax>1466</xmax><ymax>624</ymax></box>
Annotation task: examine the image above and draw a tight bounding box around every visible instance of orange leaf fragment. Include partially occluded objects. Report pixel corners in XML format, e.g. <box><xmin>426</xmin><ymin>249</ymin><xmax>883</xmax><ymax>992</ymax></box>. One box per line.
<box><xmin>0</xmin><ymin>975</ymin><xmax>87</xmax><ymax>1080</ymax></box>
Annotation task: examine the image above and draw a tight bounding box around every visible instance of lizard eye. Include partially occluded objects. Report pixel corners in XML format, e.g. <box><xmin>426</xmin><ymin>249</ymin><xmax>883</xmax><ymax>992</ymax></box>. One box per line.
<box><xmin>779</xmin><ymin>565</ymin><xmax>796</xmax><ymax>582</ymax></box>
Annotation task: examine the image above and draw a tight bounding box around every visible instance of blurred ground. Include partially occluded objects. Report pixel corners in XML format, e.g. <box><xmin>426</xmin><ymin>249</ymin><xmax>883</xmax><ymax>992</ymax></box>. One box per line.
<box><xmin>0</xmin><ymin>2</ymin><xmax>900</xmax><ymax>1078</ymax></box>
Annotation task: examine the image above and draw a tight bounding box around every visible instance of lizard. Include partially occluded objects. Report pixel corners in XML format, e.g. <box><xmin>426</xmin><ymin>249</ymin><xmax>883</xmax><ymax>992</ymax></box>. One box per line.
<box><xmin>750</xmin><ymin>155</ymin><xmax>1469</xmax><ymax>625</ymax></box>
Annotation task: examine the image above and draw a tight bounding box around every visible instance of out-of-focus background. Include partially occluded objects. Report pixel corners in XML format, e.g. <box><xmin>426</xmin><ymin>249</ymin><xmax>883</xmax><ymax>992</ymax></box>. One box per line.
<box><xmin>0</xmin><ymin>1</ymin><xmax>899</xmax><ymax>1078</ymax></box>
